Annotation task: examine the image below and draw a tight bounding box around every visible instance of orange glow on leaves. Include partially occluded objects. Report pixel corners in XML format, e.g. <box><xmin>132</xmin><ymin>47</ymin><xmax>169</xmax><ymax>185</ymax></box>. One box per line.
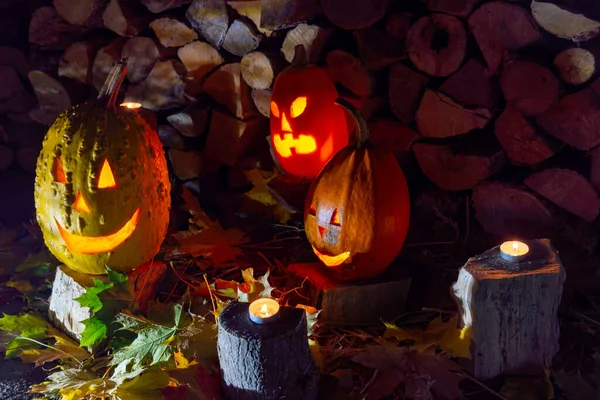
<box><xmin>98</xmin><ymin>159</ymin><xmax>117</xmax><ymax>189</ymax></box>
<box><xmin>273</xmin><ymin>133</ymin><xmax>316</xmax><ymax>158</ymax></box>
<box><xmin>74</xmin><ymin>192</ymin><xmax>92</xmax><ymax>214</ymax></box>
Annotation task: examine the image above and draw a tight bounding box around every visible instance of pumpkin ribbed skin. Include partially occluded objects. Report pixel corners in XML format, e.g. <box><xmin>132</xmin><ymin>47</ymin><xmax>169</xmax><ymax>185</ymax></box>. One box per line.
<box><xmin>34</xmin><ymin>103</ymin><xmax>171</xmax><ymax>274</ymax></box>
<box><xmin>304</xmin><ymin>99</ymin><xmax>410</xmax><ymax>281</ymax></box>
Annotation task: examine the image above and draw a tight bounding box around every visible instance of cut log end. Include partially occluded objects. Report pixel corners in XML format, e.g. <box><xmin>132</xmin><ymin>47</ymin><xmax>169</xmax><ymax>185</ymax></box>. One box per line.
<box><xmin>281</xmin><ymin>24</ymin><xmax>332</xmax><ymax>64</ymax></box>
<box><xmin>53</xmin><ymin>0</ymin><xmax>108</xmax><ymax>27</ymax></box>
<box><xmin>28</xmin><ymin>70</ymin><xmax>72</xmax><ymax>126</ymax></box>
<box><xmin>554</xmin><ymin>48</ymin><xmax>595</xmax><ymax>85</ymax></box>
<box><xmin>251</xmin><ymin>89</ymin><xmax>272</xmax><ymax>118</ymax></box>
<box><xmin>126</xmin><ymin>60</ymin><xmax>188</xmax><ymax>111</ymax></box>
<box><xmin>500</xmin><ymin>61</ymin><xmax>558</xmax><ymax>116</ymax></box>
<box><xmin>531</xmin><ymin>0</ymin><xmax>600</xmax><ymax>42</ymax></box>
<box><xmin>29</xmin><ymin>6</ymin><xmax>85</xmax><ymax>50</ymax></box>
<box><xmin>122</xmin><ymin>37</ymin><xmax>162</xmax><ymax>83</ymax></box>
<box><xmin>141</xmin><ymin>0</ymin><xmax>191</xmax><ymax>13</ymax></box>
<box><xmin>150</xmin><ymin>17</ymin><xmax>198</xmax><ymax>48</ymax></box>
<box><xmin>202</xmin><ymin>63</ymin><xmax>257</xmax><ymax>120</ymax></box>
<box><xmin>103</xmin><ymin>0</ymin><xmax>148</xmax><ymax>37</ymax></box>
<box><xmin>389</xmin><ymin>63</ymin><xmax>429</xmax><ymax>125</ymax></box>
<box><xmin>427</xmin><ymin>0</ymin><xmax>481</xmax><ymax>17</ymax></box>
<box><xmin>58</xmin><ymin>42</ymin><xmax>97</xmax><ymax>85</ymax></box>
<box><xmin>439</xmin><ymin>58</ymin><xmax>501</xmax><ymax>109</ymax></box>
<box><xmin>92</xmin><ymin>38</ymin><xmax>126</xmax><ymax>91</ymax></box>
<box><xmin>259</xmin><ymin>0</ymin><xmax>320</xmax><ymax>30</ymax></box>
<box><xmin>185</xmin><ymin>0</ymin><xmax>228</xmax><ymax>48</ymax></box>
<box><xmin>241</xmin><ymin>52</ymin><xmax>283</xmax><ymax>90</ymax></box>
<box><xmin>325</xmin><ymin>50</ymin><xmax>373</xmax><ymax>98</ymax></box>
<box><xmin>322</xmin><ymin>0</ymin><xmax>389</xmax><ymax>29</ymax></box>
<box><xmin>223</xmin><ymin>19</ymin><xmax>262</xmax><ymax>57</ymax></box>
<box><xmin>353</xmin><ymin>28</ymin><xmax>406</xmax><ymax>71</ymax></box>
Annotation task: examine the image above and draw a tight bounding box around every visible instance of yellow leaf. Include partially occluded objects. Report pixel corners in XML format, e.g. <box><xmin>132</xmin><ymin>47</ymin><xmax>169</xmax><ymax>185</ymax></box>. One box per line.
<box><xmin>309</xmin><ymin>339</ymin><xmax>324</xmax><ymax>372</ymax></box>
<box><xmin>174</xmin><ymin>349</ymin><xmax>198</xmax><ymax>369</ymax></box>
<box><xmin>424</xmin><ymin>315</ymin><xmax>471</xmax><ymax>359</ymax></box>
<box><xmin>237</xmin><ymin>268</ymin><xmax>275</xmax><ymax>303</ymax></box>
<box><xmin>7</xmin><ymin>279</ymin><xmax>34</xmax><ymax>294</ymax></box>
<box><xmin>243</xmin><ymin>168</ymin><xmax>293</xmax><ymax>224</ymax></box>
<box><xmin>181</xmin><ymin>186</ymin><xmax>218</xmax><ymax>230</ymax></box>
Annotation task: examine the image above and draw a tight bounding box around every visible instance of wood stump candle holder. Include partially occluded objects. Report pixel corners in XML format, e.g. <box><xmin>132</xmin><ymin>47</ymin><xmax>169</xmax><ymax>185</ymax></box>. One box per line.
<box><xmin>217</xmin><ymin>301</ymin><xmax>319</xmax><ymax>400</ymax></box>
<box><xmin>452</xmin><ymin>238</ymin><xmax>565</xmax><ymax>381</ymax></box>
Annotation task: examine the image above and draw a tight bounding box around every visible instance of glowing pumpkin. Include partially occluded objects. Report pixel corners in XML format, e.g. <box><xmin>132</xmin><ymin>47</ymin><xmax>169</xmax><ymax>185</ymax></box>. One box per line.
<box><xmin>304</xmin><ymin>98</ymin><xmax>410</xmax><ymax>281</ymax></box>
<box><xmin>34</xmin><ymin>60</ymin><xmax>171</xmax><ymax>275</ymax></box>
<box><xmin>270</xmin><ymin>48</ymin><xmax>348</xmax><ymax>178</ymax></box>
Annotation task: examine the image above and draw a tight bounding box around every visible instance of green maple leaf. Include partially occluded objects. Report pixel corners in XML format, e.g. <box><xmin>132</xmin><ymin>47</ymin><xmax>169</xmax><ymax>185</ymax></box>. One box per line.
<box><xmin>75</xmin><ymin>279</ymin><xmax>114</xmax><ymax>313</ymax></box>
<box><xmin>79</xmin><ymin>317</ymin><xmax>108</xmax><ymax>348</ymax></box>
<box><xmin>110</xmin><ymin>303</ymin><xmax>184</xmax><ymax>376</ymax></box>
<box><xmin>0</xmin><ymin>313</ymin><xmax>47</xmax><ymax>357</ymax></box>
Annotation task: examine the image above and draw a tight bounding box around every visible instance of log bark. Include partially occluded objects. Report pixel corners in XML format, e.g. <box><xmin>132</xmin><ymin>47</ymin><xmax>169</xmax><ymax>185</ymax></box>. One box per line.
<box><xmin>92</xmin><ymin>38</ymin><xmax>127</xmax><ymax>91</ymax></box>
<box><xmin>406</xmin><ymin>14</ymin><xmax>467</xmax><ymax>77</ymax></box>
<box><xmin>122</xmin><ymin>37</ymin><xmax>163</xmax><ymax>83</ymax></box>
<box><xmin>217</xmin><ymin>302</ymin><xmax>319</xmax><ymax>400</ymax></box>
<box><xmin>531</xmin><ymin>0</ymin><xmax>600</xmax><ymax>42</ymax></box>
<box><xmin>473</xmin><ymin>181</ymin><xmax>556</xmax><ymax>237</ymax></box>
<box><xmin>150</xmin><ymin>17</ymin><xmax>198</xmax><ymax>47</ymax></box>
<box><xmin>186</xmin><ymin>0</ymin><xmax>229</xmax><ymax>49</ymax></box>
<box><xmin>281</xmin><ymin>23</ymin><xmax>332</xmax><ymax>64</ymax></box>
<box><xmin>141</xmin><ymin>0</ymin><xmax>191</xmax><ymax>13</ymax></box>
<box><xmin>427</xmin><ymin>0</ymin><xmax>481</xmax><ymax>17</ymax></box>
<box><xmin>58</xmin><ymin>42</ymin><xmax>98</xmax><ymax>85</ymax></box>
<box><xmin>168</xmin><ymin>149</ymin><xmax>204</xmax><ymax>180</ymax></box>
<box><xmin>413</xmin><ymin>142</ymin><xmax>506</xmax><ymax>191</ymax></box>
<box><xmin>500</xmin><ymin>61</ymin><xmax>559</xmax><ymax>116</ymax></box>
<box><xmin>322</xmin><ymin>0</ymin><xmax>389</xmax><ymax>29</ymax></box>
<box><xmin>166</xmin><ymin>102</ymin><xmax>211</xmax><ymax>138</ymax></box>
<box><xmin>494</xmin><ymin>107</ymin><xmax>557</xmax><ymax>166</ymax></box>
<box><xmin>416</xmin><ymin>90</ymin><xmax>492</xmax><ymax>138</ymax></box>
<box><xmin>535</xmin><ymin>82</ymin><xmax>600</xmax><ymax>150</ymax></box>
<box><xmin>202</xmin><ymin>63</ymin><xmax>257</xmax><ymax>120</ymax></box>
<box><xmin>353</xmin><ymin>28</ymin><xmax>406</xmax><ymax>71</ymax></box>
<box><xmin>251</xmin><ymin>88</ymin><xmax>272</xmax><ymax>118</ymax></box>
<box><xmin>524</xmin><ymin>168</ymin><xmax>599</xmax><ymax>222</ymax></box>
<box><xmin>27</xmin><ymin>70</ymin><xmax>72</xmax><ymax>126</ymax></box>
<box><xmin>259</xmin><ymin>0</ymin><xmax>321</xmax><ymax>30</ymax></box>
<box><xmin>53</xmin><ymin>0</ymin><xmax>108</xmax><ymax>27</ymax></box>
<box><xmin>452</xmin><ymin>239</ymin><xmax>565</xmax><ymax>381</ymax></box>
<box><xmin>103</xmin><ymin>0</ymin><xmax>148</xmax><ymax>37</ymax></box>
<box><xmin>386</xmin><ymin>13</ymin><xmax>412</xmax><ymax>40</ymax></box>
<box><xmin>590</xmin><ymin>146</ymin><xmax>600</xmax><ymax>191</ymax></box>
<box><xmin>241</xmin><ymin>52</ymin><xmax>284</xmax><ymax>90</ymax></box>
<box><xmin>319</xmin><ymin>279</ymin><xmax>411</xmax><ymax>326</ymax></box>
<box><xmin>29</xmin><ymin>6</ymin><xmax>84</xmax><ymax>50</ymax></box>
<box><xmin>368</xmin><ymin>119</ymin><xmax>420</xmax><ymax>153</ymax></box>
<box><xmin>178</xmin><ymin>40</ymin><xmax>223</xmax><ymax>94</ymax></box>
<box><xmin>222</xmin><ymin>19</ymin><xmax>262</xmax><ymax>57</ymax></box>
<box><xmin>325</xmin><ymin>50</ymin><xmax>374</xmax><ymax>98</ymax></box>
<box><xmin>125</xmin><ymin>60</ymin><xmax>188</xmax><ymax>110</ymax></box>
<box><xmin>554</xmin><ymin>48</ymin><xmax>595</xmax><ymax>85</ymax></box>
<box><xmin>469</xmin><ymin>2</ymin><xmax>541</xmax><ymax>73</ymax></box>
<box><xmin>389</xmin><ymin>63</ymin><xmax>429</xmax><ymax>125</ymax></box>
<box><xmin>439</xmin><ymin>59</ymin><xmax>501</xmax><ymax>109</ymax></box>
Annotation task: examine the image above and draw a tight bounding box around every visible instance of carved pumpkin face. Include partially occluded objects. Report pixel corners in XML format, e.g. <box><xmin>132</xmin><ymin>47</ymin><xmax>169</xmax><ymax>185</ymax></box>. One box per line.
<box><xmin>34</xmin><ymin>63</ymin><xmax>171</xmax><ymax>275</ymax></box>
<box><xmin>270</xmin><ymin>64</ymin><xmax>348</xmax><ymax>178</ymax></box>
<box><xmin>304</xmin><ymin>99</ymin><xmax>411</xmax><ymax>281</ymax></box>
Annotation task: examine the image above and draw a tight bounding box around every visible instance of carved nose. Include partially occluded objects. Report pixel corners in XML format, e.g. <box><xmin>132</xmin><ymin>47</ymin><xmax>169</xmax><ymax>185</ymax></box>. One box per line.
<box><xmin>318</xmin><ymin>225</ymin><xmax>327</xmax><ymax>238</ymax></box>
<box><xmin>281</xmin><ymin>113</ymin><xmax>292</xmax><ymax>132</ymax></box>
<box><xmin>74</xmin><ymin>191</ymin><xmax>92</xmax><ymax>214</ymax></box>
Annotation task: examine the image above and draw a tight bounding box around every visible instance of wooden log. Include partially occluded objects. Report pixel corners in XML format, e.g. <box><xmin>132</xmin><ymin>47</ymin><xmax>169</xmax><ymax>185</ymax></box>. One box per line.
<box><xmin>141</xmin><ymin>0</ymin><xmax>191</xmax><ymax>13</ymax></box>
<box><xmin>29</xmin><ymin>6</ymin><xmax>84</xmax><ymax>50</ymax></box>
<box><xmin>58</xmin><ymin>42</ymin><xmax>98</xmax><ymax>85</ymax></box>
<box><xmin>389</xmin><ymin>63</ymin><xmax>429</xmax><ymax>125</ymax></box>
<box><xmin>416</xmin><ymin>90</ymin><xmax>491</xmax><ymax>138</ymax></box>
<box><xmin>535</xmin><ymin>82</ymin><xmax>600</xmax><ymax>150</ymax></box>
<box><xmin>494</xmin><ymin>107</ymin><xmax>557</xmax><ymax>166</ymax></box>
<box><xmin>16</xmin><ymin>148</ymin><xmax>38</xmax><ymax>174</ymax></box>
<box><xmin>413</xmin><ymin>142</ymin><xmax>506</xmax><ymax>191</ymax></box>
<box><xmin>166</xmin><ymin>102</ymin><xmax>211</xmax><ymax>138</ymax></box>
<box><xmin>281</xmin><ymin>23</ymin><xmax>332</xmax><ymax>64</ymax></box>
<box><xmin>0</xmin><ymin>47</ymin><xmax>31</xmax><ymax>79</ymax></box>
<box><xmin>0</xmin><ymin>145</ymin><xmax>14</xmax><ymax>171</ymax></box>
<box><xmin>319</xmin><ymin>278</ymin><xmax>411</xmax><ymax>326</ymax></box>
<box><xmin>531</xmin><ymin>0</ymin><xmax>600</xmax><ymax>42</ymax></box>
<box><xmin>259</xmin><ymin>0</ymin><xmax>321</xmax><ymax>30</ymax></box>
<box><xmin>122</xmin><ymin>37</ymin><xmax>163</xmax><ymax>83</ymax></box>
<box><xmin>426</xmin><ymin>0</ymin><xmax>481</xmax><ymax>17</ymax></box>
<box><xmin>0</xmin><ymin>66</ymin><xmax>24</xmax><ymax>104</ymax></box>
<box><xmin>186</xmin><ymin>0</ymin><xmax>229</xmax><ymax>49</ymax></box>
<box><xmin>27</xmin><ymin>70</ymin><xmax>71</xmax><ymax>126</ymax></box>
<box><xmin>469</xmin><ymin>2</ymin><xmax>541</xmax><ymax>74</ymax></box>
<box><xmin>223</xmin><ymin>19</ymin><xmax>262</xmax><ymax>57</ymax></box>
<box><xmin>590</xmin><ymin>145</ymin><xmax>600</xmax><ymax>191</ymax></box>
<box><xmin>322</xmin><ymin>0</ymin><xmax>388</xmax><ymax>29</ymax></box>
<box><xmin>406</xmin><ymin>14</ymin><xmax>467</xmax><ymax>77</ymax></box>
<box><xmin>53</xmin><ymin>0</ymin><xmax>108</xmax><ymax>27</ymax></box>
<box><xmin>158</xmin><ymin>124</ymin><xmax>188</xmax><ymax>150</ymax></box>
<box><xmin>353</xmin><ymin>28</ymin><xmax>406</xmax><ymax>71</ymax></box>
<box><xmin>452</xmin><ymin>239</ymin><xmax>565</xmax><ymax>381</ymax></box>
<box><xmin>554</xmin><ymin>48</ymin><xmax>595</xmax><ymax>85</ymax></box>
<box><xmin>218</xmin><ymin>302</ymin><xmax>319</xmax><ymax>400</ymax></box>
<box><xmin>500</xmin><ymin>61</ymin><xmax>558</xmax><ymax>116</ymax></box>
<box><xmin>103</xmin><ymin>0</ymin><xmax>148</xmax><ymax>37</ymax></box>
<box><xmin>168</xmin><ymin>149</ymin><xmax>204</xmax><ymax>180</ymax></box>
<box><xmin>202</xmin><ymin>63</ymin><xmax>257</xmax><ymax>120</ymax></box>
<box><xmin>229</xmin><ymin>1</ymin><xmax>272</xmax><ymax>36</ymax></box>
<box><xmin>125</xmin><ymin>60</ymin><xmax>188</xmax><ymax>110</ymax></box>
<box><xmin>439</xmin><ymin>59</ymin><xmax>501</xmax><ymax>109</ymax></box>
<box><xmin>524</xmin><ymin>168</ymin><xmax>599</xmax><ymax>222</ymax></box>
<box><xmin>325</xmin><ymin>50</ymin><xmax>373</xmax><ymax>99</ymax></box>
<box><xmin>368</xmin><ymin>119</ymin><xmax>420</xmax><ymax>153</ymax></box>
<box><xmin>241</xmin><ymin>52</ymin><xmax>284</xmax><ymax>90</ymax></box>
<box><xmin>473</xmin><ymin>181</ymin><xmax>556</xmax><ymax>237</ymax></box>
<box><xmin>150</xmin><ymin>17</ymin><xmax>198</xmax><ymax>48</ymax></box>
<box><xmin>203</xmin><ymin>110</ymin><xmax>267</xmax><ymax>165</ymax></box>
<box><xmin>178</xmin><ymin>40</ymin><xmax>224</xmax><ymax>94</ymax></box>
<box><xmin>251</xmin><ymin>88</ymin><xmax>272</xmax><ymax>117</ymax></box>
<box><xmin>92</xmin><ymin>38</ymin><xmax>126</xmax><ymax>91</ymax></box>
<box><xmin>386</xmin><ymin>13</ymin><xmax>412</xmax><ymax>40</ymax></box>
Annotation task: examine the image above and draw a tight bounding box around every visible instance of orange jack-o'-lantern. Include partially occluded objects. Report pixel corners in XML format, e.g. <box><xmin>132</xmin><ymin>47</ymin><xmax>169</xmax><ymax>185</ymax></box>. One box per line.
<box><xmin>270</xmin><ymin>47</ymin><xmax>348</xmax><ymax>178</ymax></box>
<box><xmin>34</xmin><ymin>61</ymin><xmax>171</xmax><ymax>275</ymax></box>
<box><xmin>304</xmin><ymin>98</ymin><xmax>410</xmax><ymax>281</ymax></box>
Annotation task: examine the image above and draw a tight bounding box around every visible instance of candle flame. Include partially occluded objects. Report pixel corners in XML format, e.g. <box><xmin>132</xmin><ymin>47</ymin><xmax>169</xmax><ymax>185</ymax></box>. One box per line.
<box><xmin>120</xmin><ymin>102</ymin><xmax>142</xmax><ymax>109</ymax></box>
<box><xmin>259</xmin><ymin>303</ymin><xmax>272</xmax><ymax>318</ymax></box>
<box><xmin>512</xmin><ymin>242</ymin><xmax>519</xmax><ymax>251</ymax></box>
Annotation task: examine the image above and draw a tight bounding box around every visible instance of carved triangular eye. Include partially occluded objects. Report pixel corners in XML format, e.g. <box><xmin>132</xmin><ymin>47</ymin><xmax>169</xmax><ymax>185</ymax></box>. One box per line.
<box><xmin>53</xmin><ymin>157</ymin><xmax>66</xmax><ymax>184</ymax></box>
<box><xmin>290</xmin><ymin>96</ymin><xmax>307</xmax><ymax>118</ymax></box>
<box><xmin>98</xmin><ymin>159</ymin><xmax>117</xmax><ymax>189</ymax></box>
<box><xmin>330</xmin><ymin>209</ymin><xmax>341</xmax><ymax>226</ymax></box>
<box><xmin>308</xmin><ymin>200</ymin><xmax>317</xmax><ymax>216</ymax></box>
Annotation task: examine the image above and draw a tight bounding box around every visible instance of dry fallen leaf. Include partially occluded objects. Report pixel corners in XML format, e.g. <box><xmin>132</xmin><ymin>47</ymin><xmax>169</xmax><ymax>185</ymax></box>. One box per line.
<box><xmin>169</xmin><ymin>226</ymin><xmax>247</xmax><ymax>267</ymax></box>
<box><xmin>243</xmin><ymin>168</ymin><xmax>292</xmax><ymax>224</ymax></box>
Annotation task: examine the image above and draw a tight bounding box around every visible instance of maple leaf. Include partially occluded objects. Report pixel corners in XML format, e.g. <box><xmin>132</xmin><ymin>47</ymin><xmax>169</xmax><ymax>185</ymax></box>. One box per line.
<box><xmin>19</xmin><ymin>334</ymin><xmax>88</xmax><ymax>367</ymax></box>
<box><xmin>0</xmin><ymin>313</ymin><xmax>47</xmax><ymax>357</ymax></box>
<box><xmin>237</xmin><ymin>268</ymin><xmax>274</xmax><ymax>303</ymax></box>
<box><xmin>170</xmin><ymin>226</ymin><xmax>247</xmax><ymax>267</ymax></box>
<box><xmin>167</xmin><ymin>363</ymin><xmax>224</xmax><ymax>400</ymax></box>
<box><xmin>243</xmin><ymin>168</ymin><xmax>292</xmax><ymax>224</ymax></box>
<box><xmin>177</xmin><ymin>312</ymin><xmax>218</xmax><ymax>361</ymax></box>
<box><xmin>296</xmin><ymin>304</ymin><xmax>320</xmax><ymax>335</ymax></box>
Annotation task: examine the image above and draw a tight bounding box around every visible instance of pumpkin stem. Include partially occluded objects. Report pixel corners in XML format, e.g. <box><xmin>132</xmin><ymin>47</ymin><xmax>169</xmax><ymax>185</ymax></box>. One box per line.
<box><xmin>291</xmin><ymin>45</ymin><xmax>308</xmax><ymax>67</ymax></box>
<box><xmin>97</xmin><ymin>58</ymin><xmax>128</xmax><ymax>109</ymax></box>
<box><xmin>335</xmin><ymin>97</ymin><xmax>370</xmax><ymax>146</ymax></box>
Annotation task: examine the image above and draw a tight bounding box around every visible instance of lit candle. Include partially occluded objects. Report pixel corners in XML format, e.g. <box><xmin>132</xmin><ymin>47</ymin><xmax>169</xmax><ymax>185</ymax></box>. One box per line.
<box><xmin>119</xmin><ymin>102</ymin><xmax>142</xmax><ymax>111</ymax></box>
<box><xmin>499</xmin><ymin>240</ymin><xmax>529</xmax><ymax>262</ymax></box>
<box><xmin>248</xmin><ymin>298</ymin><xmax>280</xmax><ymax>324</ymax></box>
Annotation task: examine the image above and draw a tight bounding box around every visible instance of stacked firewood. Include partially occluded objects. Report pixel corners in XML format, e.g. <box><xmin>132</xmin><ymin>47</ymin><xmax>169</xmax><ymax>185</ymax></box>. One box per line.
<box><xmin>3</xmin><ymin>0</ymin><xmax>600</xmax><ymax>240</ymax></box>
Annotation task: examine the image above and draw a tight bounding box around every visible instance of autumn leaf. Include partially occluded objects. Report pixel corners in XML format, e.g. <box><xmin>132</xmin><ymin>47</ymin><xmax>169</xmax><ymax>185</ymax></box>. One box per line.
<box><xmin>19</xmin><ymin>334</ymin><xmax>88</xmax><ymax>367</ymax></box>
<box><xmin>296</xmin><ymin>304</ymin><xmax>320</xmax><ymax>335</ymax></box>
<box><xmin>237</xmin><ymin>268</ymin><xmax>274</xmax><ymax>303</ymax></box>
<box><xmin>0</xmin><ymin>313</ymin><xmax>47</xmax><ymax>357</ymax></box>
<box><xmin>170</xmin><ymin>226</ymin><xmax>247</xmax><ymax>267</ymax></box>
<box><xmin>177</xmin><ymin>312</ymin><xmax>218</xmax><ymax>361</ymax></box>
<box><xmin>243</xmin><ymin>168</ymin><xmax>292</xmax><ymax>224</ymax></box>
<box><xmin>167</xmin><ymin>363</ymin><xmax>224</xmax><ymax>400</ymax></box>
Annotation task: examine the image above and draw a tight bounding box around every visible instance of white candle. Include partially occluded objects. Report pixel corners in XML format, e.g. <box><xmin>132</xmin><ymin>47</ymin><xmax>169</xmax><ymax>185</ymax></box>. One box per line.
<box><xmin>248</xmin><ymin>298</ymin><xmax>280</xmax><ymax>324</ymax></box>
<box><xmin>499</xmin><ymin>240</ymin><xmax>529</xmax><ymax>262</ymax></box>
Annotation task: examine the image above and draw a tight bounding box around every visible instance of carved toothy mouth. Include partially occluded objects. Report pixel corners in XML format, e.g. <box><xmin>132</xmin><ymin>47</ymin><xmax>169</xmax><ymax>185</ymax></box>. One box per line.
<box><xmin>273</xmin><ymin>132</ymin><xmax>317</xmax><ymax>157</ymax></box>
<box><xmin>55</xmin><ymin>208</ymin><xmax>141</xmax><ymax>254</ymax></box>
<box><xmin>312</xmin><ymin>247</ymin><xmax>351</xmax><ymax>267</ymax></box>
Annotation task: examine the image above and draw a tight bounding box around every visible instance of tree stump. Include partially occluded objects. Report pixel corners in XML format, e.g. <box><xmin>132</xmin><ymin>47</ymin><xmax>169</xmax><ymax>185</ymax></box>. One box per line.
<box><xmin>452</xmin><ymin>239</ymin><xmax>565</xmax><ymax>381</ymax></box>
<box><xmin>554</xmin><ymin>48</ymin><xmax>595</xmax><ymax>85</ymax></box>
<box><xmin>217</xmin><ymin>301</ymin><xmax>319</xmax><ymax>400</ymax></box>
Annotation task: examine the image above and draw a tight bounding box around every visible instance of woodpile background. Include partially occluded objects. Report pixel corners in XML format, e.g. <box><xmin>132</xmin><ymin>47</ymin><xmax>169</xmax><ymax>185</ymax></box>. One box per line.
<box><xmin>1</xmin><ymin>0</ymin><xmax>600</xmax><ymax>256</ymax></box>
